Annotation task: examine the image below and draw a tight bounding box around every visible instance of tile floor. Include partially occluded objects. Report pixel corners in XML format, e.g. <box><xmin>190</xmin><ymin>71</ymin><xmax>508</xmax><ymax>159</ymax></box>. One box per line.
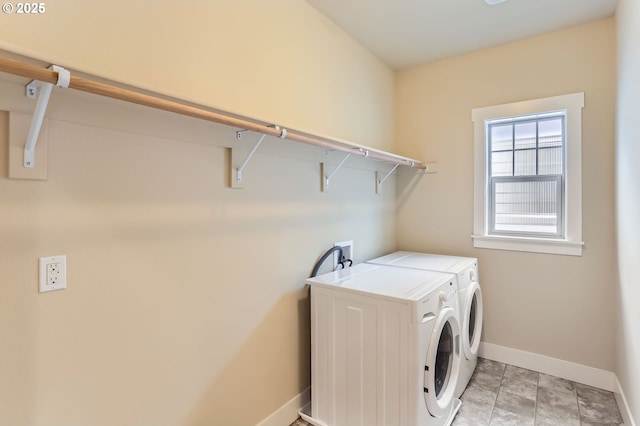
<box><xmin>454</xmin><ymin>358</ymin><xmax>623</xmax><ymax>425</ymax></box>
<box><xmin>290</xmin><ymin>358</ymin><xmax>623</xmax><ymax>426</ymax></box>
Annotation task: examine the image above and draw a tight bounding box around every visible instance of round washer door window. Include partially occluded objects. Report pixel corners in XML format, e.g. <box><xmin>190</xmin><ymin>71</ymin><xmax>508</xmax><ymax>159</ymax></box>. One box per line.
<box><xmin>462</xmin><ymin>282</ymin><xmax>483</xmax><ymax>360</ymax></box>
<box><xmin>434</xmin><ymin>321</ymin><xmax>454</xmax><ymax>397</ymax></box>
<box><xmin>424</xmin><ymin>306</ymin><xmax>460</xmax><ymax>417</ymax></box>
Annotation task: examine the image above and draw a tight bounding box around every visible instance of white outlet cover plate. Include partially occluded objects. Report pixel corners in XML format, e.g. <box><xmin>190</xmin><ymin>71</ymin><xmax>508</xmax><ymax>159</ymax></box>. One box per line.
<box><xmin>39</xmin><ymin>255</ymin><xmax>67</xmax><ymax>293</ymax></box>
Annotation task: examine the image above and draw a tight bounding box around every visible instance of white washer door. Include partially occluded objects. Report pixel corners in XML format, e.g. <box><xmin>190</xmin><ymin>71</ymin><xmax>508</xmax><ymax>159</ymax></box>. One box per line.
<box><xmin>423</xmin><ymin>306</ymin><xmax>460</xmax><ymax>418</ymax></box>
<box><xmin>462</xmin><ymin>282</ymin><xmax>483</xmax><ymax>360</ymax></box>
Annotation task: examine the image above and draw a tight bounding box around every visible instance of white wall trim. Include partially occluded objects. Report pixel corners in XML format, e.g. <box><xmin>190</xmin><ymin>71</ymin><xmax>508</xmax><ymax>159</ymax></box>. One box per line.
<box><xmin>256</xmin><ymin>387</ymin><xmax>310</xmax><ymax>426</ymax></box>
<box><xmin>471</xmin><ymin>92</ymin><xmax>585</xmax><ymax>256</ymax></box>
<box><xmin>259</xmin><ymin>345</ymin><xmax>637</xmax><ymax>426</ymax></box>
<box><xmin>471</xmin><ymin>234</ymin><xmax>584</xmax><ymax>256</ymax></box>
<box><xmin>614</xmin><ymin>376</ymin><xmax>637</xmax><ymax>426</ymax></box>
<box><xmin>479</xmin><ymin>342</ymin><xmax>615</xmax><ymax>391</ymax></box>
<box><xmin>480</xmin><ymin>342</ymin><xmax>637</xmax><ymax>424</ymax></box>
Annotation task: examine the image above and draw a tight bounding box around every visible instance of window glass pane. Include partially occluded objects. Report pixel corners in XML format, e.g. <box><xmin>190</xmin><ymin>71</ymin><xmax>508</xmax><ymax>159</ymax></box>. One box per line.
<box><xmin>538</xmin><ymin>147</ymin><xmax>563</xmax><ymax>175</ymax></box>
<box><xmin>493</xmin><ymin>179</ymin><xmax>559</xmax><ymax>234</ymax></box>
<box><xmin>486</xmin><ymin>113</ymin><xmax>565</xmax><ymax>238</ymax></box>
<box><xmin>514</xmin><ymin>121</ymin><xmax>536</xmax><ymax>149</ymax></box>
<box><xmin>538</xmin><ymin>118</ymin><xmax>563</xmax><ymax>148</ymax></box>
<box><xmin>491</xmin><ymin>151</ymin><xmax>512</xmax><ymax>176</ymax></box>
<box><xmin>514</xmin><ymin>149</ymin><xmax>536</xmax><ymax>176</ymax></box>
<box><xmin>491</xmin><ymin>124</ymin><xmax>512</xmax><ymax>151</ymax></box>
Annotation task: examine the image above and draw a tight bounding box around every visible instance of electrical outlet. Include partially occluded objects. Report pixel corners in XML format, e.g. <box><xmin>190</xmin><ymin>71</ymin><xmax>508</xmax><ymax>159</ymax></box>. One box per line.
<box><xmin>333</xmin><ymin>240</ymin><xmax>354</xmax><ymax>271</ymax></box>
<box><xmin>47</xmin><ymin>263</ymin><xmax>61</xmax><ymax>286</ymax></box>
<box><xmin>39</xmin><ymin>255</ymin><xmax>67</xmax><ymax>293</ymax></box>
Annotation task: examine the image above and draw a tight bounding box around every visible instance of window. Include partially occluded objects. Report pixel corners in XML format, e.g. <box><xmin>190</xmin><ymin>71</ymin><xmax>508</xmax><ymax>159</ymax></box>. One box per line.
<box><xmin>488</xmin><ymin>114</ymin><xmax>565</xmax><ymax>237</ymax></box>
<box><xmin>472</xmin><ymin>93</ymin><xmax>584</xmax><ymax>256</ymax></box>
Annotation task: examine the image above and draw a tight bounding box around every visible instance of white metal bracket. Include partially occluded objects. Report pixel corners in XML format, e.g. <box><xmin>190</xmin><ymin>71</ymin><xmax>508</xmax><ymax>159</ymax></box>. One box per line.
<box><xmin>375</xmin><ymin>164</ymin><xmax>400</xmax><ymax>194</ymax></box>
<box><xmin>23</xmin><ymin>64</ymin><xmax>70</xmax><ymax>168</ymax></box>
<box><xmin>321</xmin><ymin>152</ymin><xmax>351</xmax><ymax>192</ymax></box>
<box><xmin>233</xmin><ymin>132</ymin><xmax>266</xmax><ymax>186</ymax></box>
<box><xmin>230</xmin><ymin>125</ymin><xmax>286</xmax><ymax>188</ymax></box>
<box><xmin>422</xmin><ymin>162</ymin><xmax>439</xmax><ymax>174</ymax></box>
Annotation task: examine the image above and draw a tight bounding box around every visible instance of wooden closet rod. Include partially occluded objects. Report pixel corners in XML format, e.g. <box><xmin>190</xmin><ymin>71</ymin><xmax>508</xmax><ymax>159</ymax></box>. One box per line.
<box><xmin>0</xmin><ymin>56</ymin><xmax>426</xmax><ymax>170</ymax></box>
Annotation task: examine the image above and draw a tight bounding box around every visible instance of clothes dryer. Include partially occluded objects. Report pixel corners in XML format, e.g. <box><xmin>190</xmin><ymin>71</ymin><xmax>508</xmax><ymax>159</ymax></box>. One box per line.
<box><xmin>301</xmin><ymin>263</ymin><xmax>461</xmax><ymax>426</ymax></box>
<box><xmin>367</xmin><ymin>252</ymin><xmax>483</xmax><ymax>398</ymax></box>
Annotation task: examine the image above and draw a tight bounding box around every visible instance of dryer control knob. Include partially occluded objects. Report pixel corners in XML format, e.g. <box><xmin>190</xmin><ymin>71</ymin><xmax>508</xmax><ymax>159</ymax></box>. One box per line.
<box><xmin>439</xmin><ymin>291</ymin><xmax>447</xmax><ymax>302</ymax></box>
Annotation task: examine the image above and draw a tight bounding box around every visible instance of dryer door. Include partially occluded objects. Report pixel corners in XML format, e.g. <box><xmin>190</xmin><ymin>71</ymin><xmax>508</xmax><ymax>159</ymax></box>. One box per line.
<box><xmin>462</xmin><ymin>282</ymin><xmax>483</xmax><ymax>360</ymax></box>
<box><xmin>423</xmin><ymin>306</ymin><xmax>461</xmax><ymax>418</ymax></box>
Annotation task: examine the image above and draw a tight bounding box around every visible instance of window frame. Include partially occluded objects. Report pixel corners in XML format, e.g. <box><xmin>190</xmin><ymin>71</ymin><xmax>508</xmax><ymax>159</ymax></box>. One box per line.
<box><xmin>471</xmin><ymin>92</ymin><xmax>584</xmax><ymax>256</ymax></box>
<box><xmin>487</xmin><ymin>113</ymin><xmax>566</xmax><ymax>239</ymax></box>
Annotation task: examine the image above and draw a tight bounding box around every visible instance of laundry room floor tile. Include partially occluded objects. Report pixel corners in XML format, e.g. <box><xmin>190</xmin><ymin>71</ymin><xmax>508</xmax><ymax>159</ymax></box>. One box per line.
<box><xmin>495</xmin><ymin>388</ymin><xmax>536</xmax><ymax>418</ymax></box>
<box><xmin>503</xmin><ymin>365</ymin><xmax>539</xmax><ymax>384</ymax></box>
<box><xmin>460</xmin><ymin>358</ymin><xmax>505</xmax><ymax>408</ymax></box>
<box><xmin>501</xmin><ymin>375</ymin><xmax>538</xmax><ymax>400</ymax></box>
<box><xmin>535</xmin><ymin>409</ymin><xmax>581</xmax><ymax>426</ymax></box>
<box><xmin>455</xmin><ymin>397</ymin><xmax>494</xmax><ymax>425</ymax></box>
<box><xmin>476</xmin><ymin>357</ymin><xmax>507</xmax><ymax>376</ymax></box>
<box><xmin>537</xmin><ymin>385</ymin><xmax>580</xmax><ymax>420</ymax></box>
<box><xmin>461</xmin><ymin>379</ymin><xmax>501</xmax><ymax>406</ymax></box>
<box><xmin>469</xmin><ymin>370</ymin><xmax>504</xmax><ymax>392</ymax></box>
<box><xmin>579</xmin><ymin>419</ymin><xmax>624</xmax><ymax>426</ymax></box>
<box><xmin>538</xmin><ymin>372</ymin><xmax>576</xmax><ymax>396</ymax></box>
<box><xmin>466</xmin><ymin>358</ymin><xmax>624</xmax><ymax>426</ymax></box>
<box><xmin>490</xmin><ymin>407</ymin><xmax>535</xmax><ymax>426</ymax></box>
<box><xmin>290</xmin><ymin>419</ymin><xmax>311</xmax><ymax>426</ymax></box>
<box><xmin>290</xmin><ymin>358</ymin><xmax>625</xmax><ymax>426</ymax></box>
<box><xmin>576</xmin><ymin>383</ymin><xmax>624</xmax><ymax>425</ymax></box>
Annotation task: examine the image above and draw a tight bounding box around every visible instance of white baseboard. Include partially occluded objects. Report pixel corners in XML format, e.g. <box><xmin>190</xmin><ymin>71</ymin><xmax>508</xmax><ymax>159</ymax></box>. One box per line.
<box><xmin>479</xmin><ymin>342</ymin><xmax>637</xmax><ymax>426</ymax></box>
<box><xmin>479</xmin><ymin>342</ymin><xmax>615</xmax><ymax>391</ymax></box>
<box><xmin>256</xmin><ymin>387</ymin><xmax>311</xmax><ymax>426</ymax></box>
<box><xmin>614</xmin><ymin>376</ymin><xmax>637</xmax><ymax>426</ymax></box>
<box><xmin>262</xmin><ymin>344</ymin><xmax>636</xmax><ymax>426</ymax></box>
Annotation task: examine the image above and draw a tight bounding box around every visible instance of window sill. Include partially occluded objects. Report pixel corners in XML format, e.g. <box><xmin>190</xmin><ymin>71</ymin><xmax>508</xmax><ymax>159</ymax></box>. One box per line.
<box><xmin>472</xmin><ymin>234</ymin><xmax>584</xmax><ymax>256</ymax></box>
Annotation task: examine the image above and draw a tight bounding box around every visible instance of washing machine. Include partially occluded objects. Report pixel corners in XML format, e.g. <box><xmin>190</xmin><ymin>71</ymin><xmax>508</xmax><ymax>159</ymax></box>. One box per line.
<box><xmin>301</xmin><ymin>263</ymin><xmax>462</xmax><ymax>426</ymax></box>
<box><xmin>367</xmin><ymin>252</ymin><xmax>483</xmax><ymax>399</ymax></box>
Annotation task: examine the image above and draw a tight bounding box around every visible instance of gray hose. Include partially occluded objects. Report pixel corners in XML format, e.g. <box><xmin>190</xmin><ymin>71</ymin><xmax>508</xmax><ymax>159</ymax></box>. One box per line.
<box><xmin>310</xmin><ymin>246</ymin><xmax>344</xmax><ymax>278</ymax></box>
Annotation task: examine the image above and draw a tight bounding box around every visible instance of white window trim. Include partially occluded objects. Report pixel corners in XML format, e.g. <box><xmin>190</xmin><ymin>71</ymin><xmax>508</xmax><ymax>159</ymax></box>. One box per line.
<box><xmin>472</xmin><ymin>92</ymin><xmax>584</xmax><ymax>256</ymax></box>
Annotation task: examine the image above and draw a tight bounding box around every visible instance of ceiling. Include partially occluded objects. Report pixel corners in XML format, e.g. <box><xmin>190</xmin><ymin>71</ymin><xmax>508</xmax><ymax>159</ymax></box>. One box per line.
<box><xmin>306</xmin><ymin>0</ymin><xmax>619</xmax><ymax>70</ymax></box>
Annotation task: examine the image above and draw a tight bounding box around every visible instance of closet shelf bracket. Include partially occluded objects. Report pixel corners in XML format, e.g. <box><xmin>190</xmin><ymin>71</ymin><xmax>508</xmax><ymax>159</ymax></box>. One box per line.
<box><xmin>231</xmin><ymin>125</ymin><xmax>287</xmax><ymax>188</ymax></box>
<box><xmin>376</xmin><ymin>164</ymin><xmax>400</xmax><ymax>194</ymax></box>
<box><xmin>234</xmin><ymin>132</ymin><xmax>265</xmax><ymax>185</ymax></box>
<box><xmin>23</xmin><ymin>64</ymin><xmax>70</xmax><ymax>168</ymax></box>
<box><xmin>321</xmin><ymin>152</ymin><xmax>351</xmax><ymax>192</ymax></box>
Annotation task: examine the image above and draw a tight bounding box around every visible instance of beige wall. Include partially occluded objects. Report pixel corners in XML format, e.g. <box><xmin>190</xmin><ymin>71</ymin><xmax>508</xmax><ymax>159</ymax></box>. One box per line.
<box><xmin>0</xmin><ymin>3</ymin><xmax>396</xmax><ymax>425</ymax></box>
<box><xmin>615</xmin><ymin>0</ymin><xmax>640</xmax><ymax>421</ymax></box>
<box><xmin>0</xmin><ymin>87</ymin><xmax>396</xmax><ymax>426</ymax></box>
<box><xmin>395</xmin><ymin>19</ymin><xmax>617</xmax><ymax>370</ymax></box>
<box><xmin>0</xmin><ymin>1</ymin><xmax>630</xmax><ymax>424</ymax></box>
<box><xmin>0</xmin><ymin>0</ymin><xmax>394</xmax><ymax>151</ymax></box>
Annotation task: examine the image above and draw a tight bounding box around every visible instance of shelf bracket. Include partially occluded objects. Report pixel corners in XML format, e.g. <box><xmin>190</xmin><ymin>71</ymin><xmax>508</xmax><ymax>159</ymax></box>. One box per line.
<box><xmin>23</xmin><ymin>64</ymin><xmax>70</xmax><ymax>168</ymax></box>
<box><xmin>376</xmin><ymin>164</ymin><xmax>400</xmax><ymax>194</ymax></box>
<box><xmin>231</xmin><ymin>125</ymin><xmax>287</xmax><ymax>188</ymax></box>
<box><xmin>321</xmin><ymin>152</ymin><xmax>351</xmax><ymax>192</ymax></box>
<box><xmin>233</xmin><ymin>132</ymin><xmax>266</xmax><ymax>185</ymax></box>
